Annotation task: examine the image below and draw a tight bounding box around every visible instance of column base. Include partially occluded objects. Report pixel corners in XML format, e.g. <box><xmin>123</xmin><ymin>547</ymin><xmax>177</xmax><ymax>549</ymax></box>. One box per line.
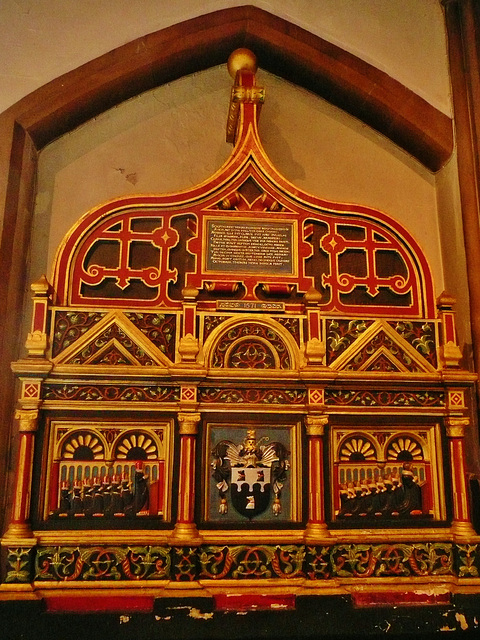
<box><xmin>169</xmin><ymin>523</ymin><xmax>203</xmax><ymax>546</ymax></box>
<box><xmin>451</xmin><ymin>520</ymin><xmax>479</xmax><ymax>541</ymax></box>
<box><xmin>1</xmin><ymin>523</ymin><xmax>36</xmax><ymax>546</ymax></box>
<box><xmin>304</xmin><ymin>522</ymin><xmax>331</xmax><ymax>544</ymax></box>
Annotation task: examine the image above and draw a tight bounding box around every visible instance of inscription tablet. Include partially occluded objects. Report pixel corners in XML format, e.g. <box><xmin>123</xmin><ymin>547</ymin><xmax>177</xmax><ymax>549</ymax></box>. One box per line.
<box><xmin>206</xmin><ymin>219</ymin><xmax>294</xmax><ymax>275</ymax></box>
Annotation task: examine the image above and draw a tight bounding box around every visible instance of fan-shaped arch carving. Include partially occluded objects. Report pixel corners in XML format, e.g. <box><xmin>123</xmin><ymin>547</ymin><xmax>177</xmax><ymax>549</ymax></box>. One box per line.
<box><xmin>385</xmin><ymin>435</ymin><xmax>424</xmax><ymax>461</ymax></box>
<box><xmin>113</xmin><ymin>431</ymin><xmax>160</xmax><ymax>461</ymax></box>
<box><xmin>60</xmin><ymin>431</ymin><xmax>105</xmax><ymax>461</ymax></box>
<box><xmin>225</xmin><ymin>336</ymin><xmax>279</xmax><ymax>369</ymax></box>
<box><xmin>338</xmin><ymin>434</ymin><xmax>378</xmax><ymax>461</ymax></box>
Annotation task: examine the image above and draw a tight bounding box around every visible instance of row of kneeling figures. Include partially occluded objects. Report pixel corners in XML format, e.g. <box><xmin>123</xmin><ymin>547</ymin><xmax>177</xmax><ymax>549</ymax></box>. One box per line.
<box><xmin>337</xmin><ymin>463</ymin><xmax>423</xmax><ymax>518</ymax></box>
<box><xmin>51</xmin><ymin>469</ymin><xmax>149</xmax><ymax>518</ymax></box>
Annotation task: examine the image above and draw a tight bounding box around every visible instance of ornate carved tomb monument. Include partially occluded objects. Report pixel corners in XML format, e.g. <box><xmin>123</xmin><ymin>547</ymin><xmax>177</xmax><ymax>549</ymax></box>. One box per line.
<box><xmin>1</xmin><ymin>49</ymin><xmax>478</xmax><ymax>613</ymax></box>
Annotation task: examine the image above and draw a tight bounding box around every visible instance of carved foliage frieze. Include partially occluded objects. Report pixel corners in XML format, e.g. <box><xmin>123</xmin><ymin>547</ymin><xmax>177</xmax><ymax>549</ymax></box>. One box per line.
<box><xmin>6</xmin><ymin>542</ymin><xmax>472</xmax><ymax>584</ymax></box>
<box><xmin>325</xmin><ymin>389</ymin><xmax>445</xmax><ymax>408</ymax></box>
<box><xmin>42</xmin><ymin>384</ymin><xmax>179</xmax><ymax>403</ymax></box>
<box><xmin>198</xmin><ymin>387</ymin><xmax>306</xmax><ymax>405</ymax></box>
<box><xmin>35</xmin><ymin>546</ymin><xmax>170</xmax><ymax>581</ymax></box>
<box><xmin>52</xmin><ymin>310</ymin><xmax>175</xmax><ymax>367</ymax></box>
<box><xmin>210</xmin><ymin>322</ymin><xmax>291</xmax><ymax>369</ymax></box>
<box><xmin>52</xmin><ymin>311</ymin><xmax>106</xmax><ymax>357</ymax></box>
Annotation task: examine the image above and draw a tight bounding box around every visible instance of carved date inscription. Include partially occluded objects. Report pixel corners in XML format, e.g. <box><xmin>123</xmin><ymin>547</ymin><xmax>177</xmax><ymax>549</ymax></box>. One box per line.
<box><xmin>206</xmin><ymin>220</ymin><xmax>294</xmax><ymax>274</ymax></box>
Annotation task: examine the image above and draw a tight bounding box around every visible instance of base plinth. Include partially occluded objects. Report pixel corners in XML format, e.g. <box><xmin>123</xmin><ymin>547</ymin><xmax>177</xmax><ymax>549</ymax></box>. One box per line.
<box><xmin>304</xmin><ymin>522</ymin><xmax>331</xmax><ymax>544</ymax></box>
<box><xmin>1</xmin><ymin>523</ymin><xmax>36</xmax><ymax>547</ymax></box>
<box><xmin>169</xmin><ymin>523</ymin><xmax>203</xmax><ymax>546</ymax></box>
<box><xmin>451</xmin><ymin>520</ymin><xmax>479</xmax><ymax>540</ymax></box>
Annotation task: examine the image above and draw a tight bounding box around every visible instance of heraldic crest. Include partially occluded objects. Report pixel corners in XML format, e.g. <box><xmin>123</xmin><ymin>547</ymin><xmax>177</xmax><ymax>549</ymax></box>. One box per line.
<box><xmin>211</xmin><ymin>430</ymin><xmax>290</xmax><ymax>519</ymax></box>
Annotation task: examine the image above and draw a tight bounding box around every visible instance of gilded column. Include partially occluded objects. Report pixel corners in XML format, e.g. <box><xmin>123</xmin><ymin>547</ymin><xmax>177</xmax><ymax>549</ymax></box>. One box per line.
<box><xmin>303</xmin><ymin>287</ymin><xmax>327</xmax><ymax>368</ymax></box>
<box><xmin>24</xmin><ymin>275</ymin><xmax>50</xmax><ymax>357</ymax></box>
<box><xmin>446</xmin><ymin>417</ymin><xmax>477</xmax><ymax>539</ymax></box>
<box><xmin>170</xmin><ymin>412</ymin><xmax>202</xmax><ymax>545</ymax></box>
<box><xmin>176</xmin><ymin>285</ymin><xmax>201</xmax><ymax>367</ymax></box>
<box><xmin>304</xmin><ymin>414</ymin><xmax>330</xmax><ymax>542</ymax></box>
<box><xmin>3</xmin><ymin>409</ymin><xmax>39</xmax><ymax>542</ymax></box>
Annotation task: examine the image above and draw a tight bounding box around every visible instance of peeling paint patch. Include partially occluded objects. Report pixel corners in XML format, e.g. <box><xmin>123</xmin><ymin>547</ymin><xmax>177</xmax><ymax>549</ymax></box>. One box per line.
<box><xmin>114</xmin><ymin>167</ymin><xmax>138</xmax><ymax>185</ymax></box>
<box><xmin>155</xmin><ymin>615</ymin><xmax>172</xmax><ymax>621</ymax></box>
<box><xmin>125</xmin><ymin>172</ymin><xmax>138</xmax><ymax>185</ymax></box>
<box><xmin>188</xmin><ymin>607</ymin><xmax>214</xmax><ymax>620</ymax></box>
<box><xmin>439</xmin><ymin>625</ymin><xmax>456</xmax><ymax>632</ymax></box>
<box><xmin>455</xmin><ymin>613</ymin><xmax>469</xmax><ymax>631</ymax></box>
<box><xmin>214</xmin><ymin>593</ymin><xmax>296</xmax><ymax>611</ymax></box>
<box><xmin>167</xmin><ymin>606</ymin><xmax>213</xmax><ymax>621</ymax></box>
<box><xmin>119</xmin><ymin>615</ymin><xmax>130</xmax><ymax>624</ymax></box>
<box><xmin>413</xmin><ymin>587</ymin><xmax>450</xmax><ymax>596</ymax></box>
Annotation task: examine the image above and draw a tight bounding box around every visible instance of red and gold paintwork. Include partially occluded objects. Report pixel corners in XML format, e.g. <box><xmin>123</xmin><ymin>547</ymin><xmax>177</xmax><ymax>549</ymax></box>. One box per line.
<box><xmin>1</xmin><ymin>49</ymin><xmax>478</xmax><ymax>611</ymax></box>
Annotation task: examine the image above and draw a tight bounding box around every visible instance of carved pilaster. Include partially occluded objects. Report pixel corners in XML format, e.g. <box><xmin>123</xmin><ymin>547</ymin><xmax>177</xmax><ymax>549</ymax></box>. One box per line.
<box><xmin>175</xmin><ymin>285</ymin><xmax>202</xmax><ymax>368</ymax></box>
<box><xmin>437</xmin><ymin>292</ymin><xmax>463</xmax><ymax>368</ymax></box>
<box><xmin>15</xmin><ymin>409</ymin><xmax>39</xmax><ymax>433</ymax></box>
<box><xmin>304</xmin><ymin>414</ymin><xmax>330</xmax><ymax>542</ymax></box>
<box><xmin>3</xmin><ymin>410</ymin><xmax>39</xmax><ymax>544</ymax></box>
<box><xmin>445</xmin><ymin>416</ymin><xmax>469</xmax><ymax>439</ymax></box>
<box><xmin>170</xmin><ymin>412</ymin><xmax>202</xmax><ymax>545</ymax></box>
<box><xmin>25</xmin><ymin>275</ymin><xmax>51</xmax><ymax>358</ymax></box>
<box><xmin>303</xmin><ymin>287</ymin><xmax>327</xmax><ymax>368</ymax></box>
<box><xmin>305</xmin><ymin>414</ymin><xmax>328</xmax><ymax>437</ymax></box>
<box><xmin>445</xmin><ymin>417</ymin><xmax>476</xmax><ymax>538</ymax></box>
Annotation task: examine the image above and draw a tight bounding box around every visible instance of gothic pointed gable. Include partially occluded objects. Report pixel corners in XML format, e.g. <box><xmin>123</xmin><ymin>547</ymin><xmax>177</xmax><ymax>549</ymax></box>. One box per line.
<box><xmin>85</xmin><ymin>341</ymin><xmax>140</xmax><ymax>367</ymax></box>
<box><xmin>329</xmin><ymin>319</ymin><xmax>438</xmax><ymax>374</ymax></box>
<box><xmin>52</xmin><ymin>310</ymin><xmax>173</xmax><ymax>368</ymax></box>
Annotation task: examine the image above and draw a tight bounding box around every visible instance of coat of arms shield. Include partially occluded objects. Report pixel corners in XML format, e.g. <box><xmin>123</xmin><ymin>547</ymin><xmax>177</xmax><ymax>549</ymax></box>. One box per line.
<box><xmin>230</xmin><ymin>466</ymin><xmax>272</xmax><ymax>518</ymax></box>
<box><xmin>211</xmin><ymin>429</ymin><xmax>290</xmax><ymax>519</ymax></box>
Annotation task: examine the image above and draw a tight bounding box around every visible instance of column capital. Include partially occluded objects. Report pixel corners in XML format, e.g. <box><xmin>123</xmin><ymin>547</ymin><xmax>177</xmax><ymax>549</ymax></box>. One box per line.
<box><xmin>178</xmin><ymin>412</ymin><xmax>201</xmax><ymax>435</ymax></box>
<box><xmin>446</xmin><ymin>416</ymin><xmax>470</xmax><ymax>437</ymax></box>
<box><xmin>305</xmin><ymin>414</ymin><xmax>328</xmax><ymax>436</ymax></box>
<box><xmin>15</xmin><ymin>409</ymin><xmax>39</xmax><ymax>432</ymax></box>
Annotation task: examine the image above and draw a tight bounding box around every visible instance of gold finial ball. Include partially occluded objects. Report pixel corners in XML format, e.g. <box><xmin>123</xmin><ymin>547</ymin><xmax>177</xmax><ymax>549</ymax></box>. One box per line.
<box><xmin>227</xmin><ymin>48</ymin><xmax>257</xmax><ymax>78</ymax></box>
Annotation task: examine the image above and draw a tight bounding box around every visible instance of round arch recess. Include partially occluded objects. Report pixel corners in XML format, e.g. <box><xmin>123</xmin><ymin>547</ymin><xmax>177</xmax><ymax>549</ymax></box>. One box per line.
<box><xmin>0</xmin><ymin>5</ymin><xmax>453</xmax><ymax>530</ymax></box>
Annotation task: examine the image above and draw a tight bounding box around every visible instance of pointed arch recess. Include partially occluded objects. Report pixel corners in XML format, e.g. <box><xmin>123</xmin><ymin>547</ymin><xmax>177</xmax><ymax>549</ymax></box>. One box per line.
<box><xmin>2</xmin><ymin>6</ymin><xmax>453</xmax><ymax>163</ymax></box>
